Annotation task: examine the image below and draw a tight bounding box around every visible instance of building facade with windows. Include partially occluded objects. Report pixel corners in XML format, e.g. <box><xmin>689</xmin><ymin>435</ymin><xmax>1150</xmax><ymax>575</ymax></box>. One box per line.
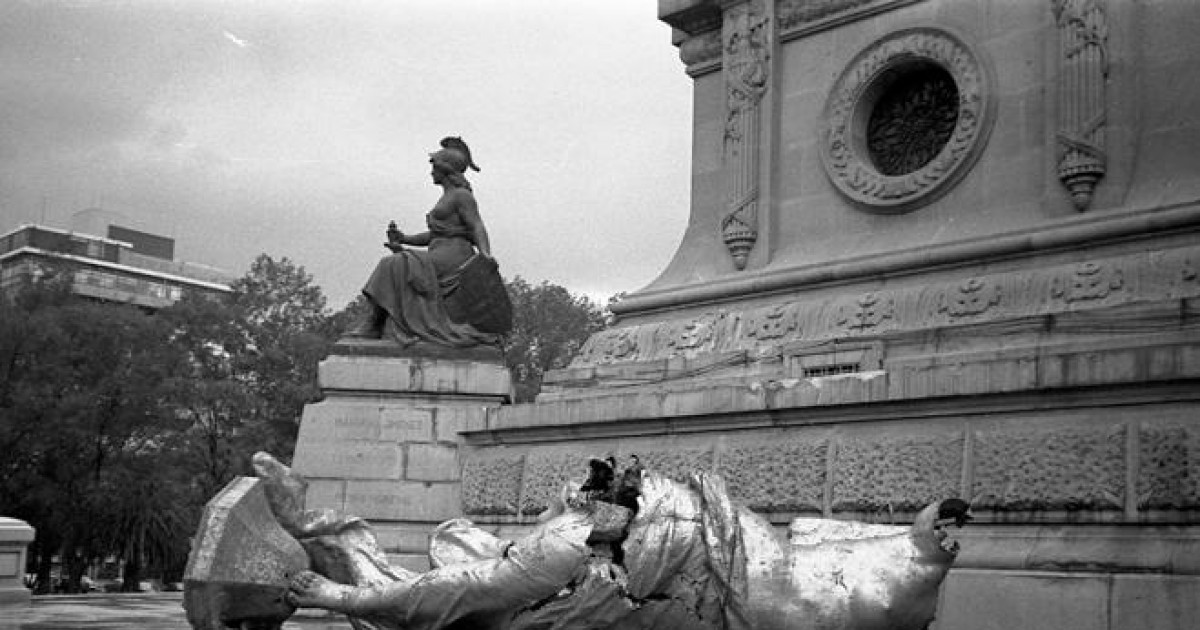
<box><xmin>0</xmin><ymin>224</ymin><xmax>234</xmax><ymax>308</ymax></box>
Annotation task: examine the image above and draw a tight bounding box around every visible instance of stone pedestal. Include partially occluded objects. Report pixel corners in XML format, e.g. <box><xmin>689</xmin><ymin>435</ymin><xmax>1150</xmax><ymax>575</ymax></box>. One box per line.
<box><xmin>0</xmin><ymin>517</ymin><xmax>34</xmax><ymax>607</ymax></box>
<box><xmin>292</xmin><ymin>350</ymin><xmax>512</xmax><ymax>572</ymax></box>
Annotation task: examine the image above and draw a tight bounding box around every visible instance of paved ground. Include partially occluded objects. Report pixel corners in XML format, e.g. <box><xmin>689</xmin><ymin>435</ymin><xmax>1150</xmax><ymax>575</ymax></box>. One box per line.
<box><xmin>0</xmin><ymin>594</ymin><xmax>353</xmax><ymax>630</ymax></box>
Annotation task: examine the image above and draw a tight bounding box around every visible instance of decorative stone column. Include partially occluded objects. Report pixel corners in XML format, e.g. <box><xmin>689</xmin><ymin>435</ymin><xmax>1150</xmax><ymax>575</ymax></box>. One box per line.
<box><xmin>720</xmin><ymin>0</ymin><xmax>771</xmax><ymax>270</ymax></box>
<box><xmin>0</xmin><ymin>517</ymin><xmax>34</xmax><ymax>607</ymax></box>
<box><xmin>291</xmin><ymin>348</ymin><xmax>512</xmax><ymax>572</ymax></box>
<box><xmin>1052</xmin><ymin>0</ymin><xmax>1109</xmax><ymax>211</ymax></box>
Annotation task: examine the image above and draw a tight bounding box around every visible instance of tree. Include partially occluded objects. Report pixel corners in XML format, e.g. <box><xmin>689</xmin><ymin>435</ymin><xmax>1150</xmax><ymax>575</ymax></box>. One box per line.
<box><xmin>503</xmin><ymin>277</ymin><xmax>607</xmax><ymax>402</ymax></box>
<box><xmin>0</xmin><ymin>272</ymin><xmax>186</xmax><ymax>592</ymax></box>
<box><xmin>230</xmin><ymin>254</ymin><xmax>334</xmax><ymax>457</ymax></box>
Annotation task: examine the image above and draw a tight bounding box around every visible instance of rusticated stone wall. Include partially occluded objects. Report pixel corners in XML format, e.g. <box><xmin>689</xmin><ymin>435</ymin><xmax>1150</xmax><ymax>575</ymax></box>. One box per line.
<box><xmin>460</xmin><ymin>401</ymin><xmax>1200</xmax><ymax>524</ymax></box>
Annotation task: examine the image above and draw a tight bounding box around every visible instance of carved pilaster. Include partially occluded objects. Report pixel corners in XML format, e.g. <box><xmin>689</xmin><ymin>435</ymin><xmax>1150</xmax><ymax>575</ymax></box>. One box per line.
<box><xmin>1052</xmin><ymin>0</ymin><xmax>1109</xmax><ymax>211</ymax></box>
<box><xmin>720</xmin><ymin>0</ymin><xmax>770</xmax><ymax>270</ymax></box>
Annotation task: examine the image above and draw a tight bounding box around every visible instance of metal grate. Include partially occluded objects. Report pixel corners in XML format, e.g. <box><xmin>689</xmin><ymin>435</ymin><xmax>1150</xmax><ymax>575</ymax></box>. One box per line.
<box><xmin>802</xmin><ymin>363</ymin><xmax>862</xmax><ymax>378</ymax></box>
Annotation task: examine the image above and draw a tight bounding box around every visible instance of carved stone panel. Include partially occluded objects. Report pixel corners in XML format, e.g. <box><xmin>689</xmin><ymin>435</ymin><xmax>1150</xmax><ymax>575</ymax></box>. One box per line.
<box><xmin>717</xmin><ymin>438</ymin><xmax>827</xmax><ymax>512</ymax></box>
<box><xmin>820</xmin><ymin>27</ymin><xmax>995</xmax><ymax>213</ymax></box>
<box><xmin>721</xmin><ymin>0</ymin><xmax>771</xmax><ymax>269</ymax></box>
<box><xmin>637</xmin><ymin>447</ymin><xmax>715</xmax><ymax>484</ymax></box>
<box><xmin>972</xmin><ymin>426</ymin><xmax>1125</xmax><ymax>512</ymax></box>
<box><xmin>831</xmin><ymin>433</ymin><xmax>963</xmax><ymax>513</ymax></box>
<box><xmin>1138</xmin><ymin>424</ymin><xmax>1200</xmax><ymax>510</ymax></box>
<box><xmin>1052</xmin><ymin>0</ymin><xmax>1109</xmax><ymax>210</ymax></box>
<box><xmin>520</xmin><ymin>449</ymin><xmax>590</xmax><ymax>516</ymax></box>
<box><xmin>571</xmin><ymin>244</ymin><xmax>1200</xmax><ymax>368</ymax></box>
<box><xmin>461</xmin><ymin>454</ymin><xmax>526</xmax><ymax>516</ymax></box>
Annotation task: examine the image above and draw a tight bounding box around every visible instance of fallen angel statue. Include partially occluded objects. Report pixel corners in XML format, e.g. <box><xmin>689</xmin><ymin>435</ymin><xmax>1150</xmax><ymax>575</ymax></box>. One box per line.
<box><xmin>183</xmin><ymin>452</ymin><xmax>970</xmax><ymax>630</ymax></box>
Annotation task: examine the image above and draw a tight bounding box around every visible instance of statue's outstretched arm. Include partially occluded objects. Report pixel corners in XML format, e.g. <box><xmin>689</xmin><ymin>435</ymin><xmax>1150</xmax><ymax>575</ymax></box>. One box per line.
<box><xmin>401</xmin><ymin>230</ymin><xmax>432</xmax><ymax>247</ymax></box>
<box><xmin>288</xmin><ymin>571</ymin><xmax>410</xmax><ymax>616</ymax></box>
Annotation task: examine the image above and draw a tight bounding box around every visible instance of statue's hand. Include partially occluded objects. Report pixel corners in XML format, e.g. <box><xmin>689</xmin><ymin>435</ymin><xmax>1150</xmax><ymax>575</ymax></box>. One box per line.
<box><xmin>385</xmin><ymin>221</ymin><xmax>404</xmax><ymax>252</ymax></box>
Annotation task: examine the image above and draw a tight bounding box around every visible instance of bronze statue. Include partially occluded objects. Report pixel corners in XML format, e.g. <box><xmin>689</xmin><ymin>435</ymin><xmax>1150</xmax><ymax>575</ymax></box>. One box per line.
<box><xmin>183</xmin><ymin>453</ymin><xmax>968</xmax><ymax>630</ymax></box>
<box><xmin>346</xmin><ymin>137</ymin><xmax>512</xmax><ymax>348</ymax></box>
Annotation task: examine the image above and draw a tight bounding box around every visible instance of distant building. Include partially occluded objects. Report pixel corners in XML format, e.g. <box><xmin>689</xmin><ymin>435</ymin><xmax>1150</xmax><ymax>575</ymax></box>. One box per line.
<box><xmin>0</xmin><ymin>223</ymin><xmax>234</xmax><ymax>309</ymax></box>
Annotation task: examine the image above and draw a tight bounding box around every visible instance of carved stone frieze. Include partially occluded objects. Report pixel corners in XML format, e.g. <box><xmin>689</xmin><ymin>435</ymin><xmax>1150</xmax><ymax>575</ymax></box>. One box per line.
<box><xmin>972</xmin><ymin>426</ymin><xmax>1125</xmax><ymax>511</ymax></box>
<box><xmin>1052</xmin><ymin>0</ymin><xmax>1110</xmax><ymax>211</ymax></box>
<box><xmin>831</xmin><ymin>433</ymin><xmax>963</xmax><ymax>513</ymax></box>
<box><xmin>777</xmin><ymin>0</ymin><xmax>922</xmax><ymax>36</ymax></box>
<box><xmin>836</xmin><ymin>291</ymin><xmax>895</xmax><ymax>332</ymax></box>
<box><xmin>571</xmin><ymin>244</ymin><xmax>1200</xmax><ymax>367</ymax></box>
<box><xmin>820</xmin><ymin>27</ymin><xmax>994</xmax><ymax>213</ymax></box>
<box><xmin>654</xmin><ymin>310</ymin><xmax>735</xmax><ymax>358</ymax></box>
<box><xmin>461</xmin><ymin>455</ymin><xmax>525</xmax><ymax>516</ymax></box>
<box><xmin>718</xmin><ymin>438</ymin><xmax>827</xmax><ymax>512</ymax></box>
<box><xmin>1182</xmin><ymin>258</ymin><xmax>1197</xmax><ymax>284</ymax></box>
<box><xmin>938</xmin><ymin>277</ymin><xmax>1002</xmax><ymax>319</ymax></box>
<box><xmin>1051</xmin><ymin>261</ymin><xmax>1124</xmax><ymax>303</ymax></box>
<box><xmin>721</xmin><ymin>0</ymin><xmax>771</xmax><ymax>269</ymax></box>
<box><xmin>743</xmin><ymin>302</ymin><xmax>801</xmax><ymax>341</ymax></box>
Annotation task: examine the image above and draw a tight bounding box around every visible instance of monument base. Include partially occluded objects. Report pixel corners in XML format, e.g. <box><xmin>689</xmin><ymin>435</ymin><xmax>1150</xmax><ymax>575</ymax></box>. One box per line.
<box><xmin>291</xmin><ymin>347</ymin><xmax>512</xmax><ymax>573</ymax></box>
<box><xmin>0</xmin><ymin>518</ymin><xmax>34</xmax><ymax>607</ymax></box>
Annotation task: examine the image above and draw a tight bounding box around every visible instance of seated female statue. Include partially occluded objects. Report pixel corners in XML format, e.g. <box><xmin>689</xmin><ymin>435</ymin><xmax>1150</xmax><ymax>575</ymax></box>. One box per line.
<box><xmin>346</xmin><ymin>137</ymin><xmax>511</xmax><ymax>348</ymax></box>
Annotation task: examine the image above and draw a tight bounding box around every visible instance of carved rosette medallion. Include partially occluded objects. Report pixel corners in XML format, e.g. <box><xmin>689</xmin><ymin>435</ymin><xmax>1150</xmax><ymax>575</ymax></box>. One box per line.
<box><xmin>1052</xmin><ymin>0</ymin><xmax>1109</xmax><ymax>211</ymax></box>
<box><xmin>721</xmin><ymin>0</ymin><xmax>771</xmax><ymax>269</ymax></box>
<box><xmin>820</xmin><ymin>28</ymin><xmax>995</xmax><ymax>213</ymax></box>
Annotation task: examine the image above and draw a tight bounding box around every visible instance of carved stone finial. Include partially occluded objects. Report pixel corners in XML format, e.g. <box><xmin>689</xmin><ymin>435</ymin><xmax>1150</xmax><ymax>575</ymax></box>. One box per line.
<box><xmin>1052</xmin><ymin>0</ymin><xmax>1109</xmax><ymax>211</ymax></box>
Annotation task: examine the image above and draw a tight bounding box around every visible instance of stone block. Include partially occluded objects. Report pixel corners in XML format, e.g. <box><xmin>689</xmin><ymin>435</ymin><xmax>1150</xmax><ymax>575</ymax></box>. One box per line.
<box><xmin>304</xmin><ymin>480</ymin><xmax>346</xmax><ymax>513</ymax></box>
<box><xmin>371</xmin><ymin>523</ymin><xmax>434</xmax><ymax>555</ymax></box>
<box><xmin>297</xmin><ymin>400</ymin><xmax>385</xmax><ymax>443</ymax></box>
<box><xmin>462</xmin><ymin>453</ymin><xmax>525</xmax><ymax>516</ymax></box>
<box><xmin>380</xmin><ymin>407</ymin><xmax>434</xmax><ymax>443</ymax></box>
<box><xmin>405</xmin><ymin>443</ymin><xmax>460</xmax><ymax>482</ymax></box>
<box><xmin>972</xmin><ymin>425</ymin><xmax>1125</xmax><ymax>512</ymax></box>
<box><xmin>1111</xmin><ymin>574</ymin><xmax>1200</xmax><ymax>630</ymax></box>
<box><xmin>934</xmin><ymin>569</ymin><xmax>1109</xmax><ymax>630</ymax></box>
<box><xmin>319</xmin><ymin>355</ymin><xmax>512</xmax><ymax>398</ymax></box>
<box><xmin>434</xmin><ymin>405</ymin><xmax>489</xmax><ymax>441</ymax></box>
<box><xmin>0</xmin><ymin>517</ymin><xmax>34</xmax><ymax>607</ymax></box>
<box><xmin>292</xmin><ymin>441</ymin><xmax>402</xmax><ymax>480</ymax></box>
<box><xmin>343</xmin><ymin>480</ymin><xmax>461</xmax><ymax>522</ymax></box>
<box><xmin>831</xmin><ymin>432</ymin><xmax>963</xmax><ymax>513</ymax></box>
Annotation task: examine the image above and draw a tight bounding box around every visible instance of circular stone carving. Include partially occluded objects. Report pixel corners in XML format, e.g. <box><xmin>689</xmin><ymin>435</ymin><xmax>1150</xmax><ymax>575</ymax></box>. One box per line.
<box><xmin>820</xmin><ymin>28</ymin><xmax>995</xmax><ymax>213</ymax></box>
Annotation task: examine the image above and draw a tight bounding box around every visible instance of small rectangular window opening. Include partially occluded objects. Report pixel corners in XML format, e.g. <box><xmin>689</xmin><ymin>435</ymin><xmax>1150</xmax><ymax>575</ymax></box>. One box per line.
<box><xmin>801</xmin><ymin>362</ymin><xmax>862</xmax><ymax>378</ymax></box>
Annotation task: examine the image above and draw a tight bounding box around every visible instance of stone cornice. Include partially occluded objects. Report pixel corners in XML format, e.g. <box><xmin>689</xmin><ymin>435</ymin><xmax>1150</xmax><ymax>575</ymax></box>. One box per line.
<box><xmin>659</xmin><ymin>0</ymin><xmax>723</xmax><ymax>36</ymax></box>
<box><xmin>584</xmin><ymin>239</ymin><xmax>1200</xmax><ymax>367</ymax></box>
<box><xmin>613</xmin><ymin>202</ymin><xmax>1200</xmax><ymax>317</ymax></box>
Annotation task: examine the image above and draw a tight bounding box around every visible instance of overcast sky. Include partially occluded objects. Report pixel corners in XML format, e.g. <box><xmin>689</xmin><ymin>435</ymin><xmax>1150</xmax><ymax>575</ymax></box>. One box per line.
<box><xmin>0</xmin><ymin>0</ymin><xmax>693</xmax><ymax>308</ymax></box>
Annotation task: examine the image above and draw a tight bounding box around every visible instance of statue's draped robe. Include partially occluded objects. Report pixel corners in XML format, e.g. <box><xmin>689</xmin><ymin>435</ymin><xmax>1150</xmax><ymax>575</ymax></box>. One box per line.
<box><xmin>362</xmin><ymin>210</ymin><xmax>502</xmax><ymax>347</ymax></box>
